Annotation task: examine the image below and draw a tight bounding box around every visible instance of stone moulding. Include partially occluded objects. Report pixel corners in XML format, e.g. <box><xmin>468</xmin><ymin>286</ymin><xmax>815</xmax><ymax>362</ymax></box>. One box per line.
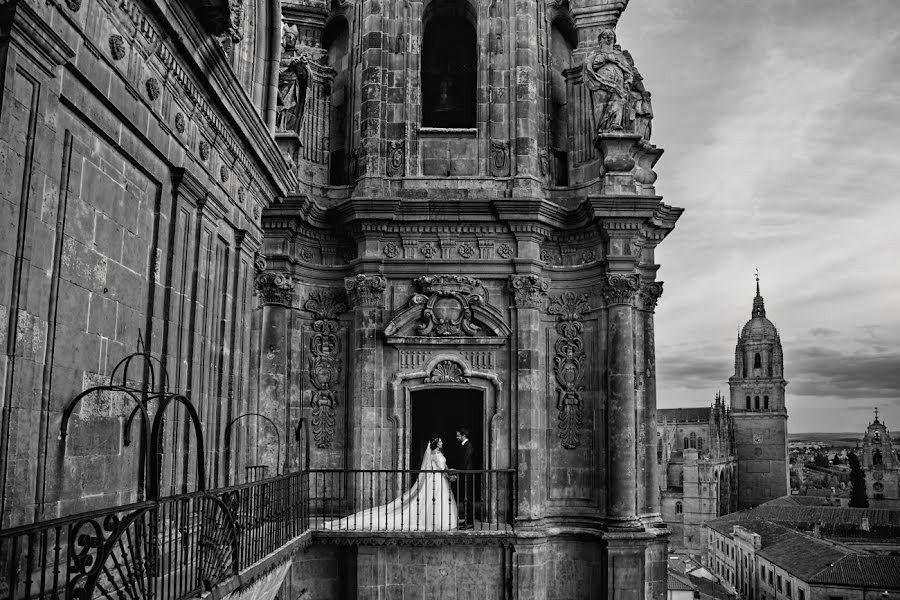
<box><xmin>384</xmin><ymin>275</ymin><xmax>511</xmax><ymax>345</ymax></box>
<box><xmin>548</xmin><ymin>291</ymin><xmax>590</xmax><ymax>449</ymax></box>
<box><xmin>304</xmin><ymin>290</ymin><xmax>348</xmax><ymax>448</ymax></box>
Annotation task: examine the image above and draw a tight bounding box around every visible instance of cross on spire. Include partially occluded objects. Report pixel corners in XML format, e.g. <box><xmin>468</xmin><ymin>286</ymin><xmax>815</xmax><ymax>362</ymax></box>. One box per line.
<box><xmin>874</xmin><ymin>407</ymin><xmax>880</xmax><ymax>423</ymax></box>
<box><xmin>751</xmin><ymin>268</ymin><xmax>766</xmax><ymax>318</ymax></box>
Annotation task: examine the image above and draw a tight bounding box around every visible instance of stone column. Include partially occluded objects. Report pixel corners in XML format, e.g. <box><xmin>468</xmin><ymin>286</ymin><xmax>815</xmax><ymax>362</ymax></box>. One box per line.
<box><xmin>637</xmin><ymin>281</ymin><xmax>663</xmax><ymax>522</ymax></box>
<box><xmin>344</xmin><ymin>274</ymin><xmax>386</xmax><ymax>472</ymax></box>
<box><xmin>601</xmin><ymin>272</ymin><xmax>640</xmax><ymax>528</ymax></box>
<box><xmin>253</xmin><ymin>267</ymin><xmax>295</xmax><ymax>480</ymax></box>
<box><xmin>511</xmin><ymin>0</ymin><xmax>543</xmax><ymax>195</ymax></box>
<box><xmin>509</xmin><ymin>274</ymin><xmax>549</xmax><ymax>522</ymax></box>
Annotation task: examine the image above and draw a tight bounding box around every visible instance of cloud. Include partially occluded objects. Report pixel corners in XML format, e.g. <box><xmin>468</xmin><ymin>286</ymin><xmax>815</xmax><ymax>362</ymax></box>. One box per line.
<box><xmin>809</xmin><ymin>328</ymin><xmax>839</xmax><ymax>337</ymax></box>
<box><xmin>788</xmin><ymin>346</ymin><xmax>900</xmax><ymax>399</ymax></box>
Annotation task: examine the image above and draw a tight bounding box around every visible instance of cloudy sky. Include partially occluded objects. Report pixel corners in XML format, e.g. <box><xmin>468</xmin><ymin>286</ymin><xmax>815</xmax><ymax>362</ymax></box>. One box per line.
<box><xmin>615</xmin><ymin>1</ymin><xmax>900</xmax><ymax>433</ymax></box>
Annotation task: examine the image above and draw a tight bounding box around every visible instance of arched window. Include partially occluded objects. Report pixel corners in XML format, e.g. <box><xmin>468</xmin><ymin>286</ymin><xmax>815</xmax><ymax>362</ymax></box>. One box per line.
<box><xmin>754</xmin><ymin>353</ymin><xmax>762</xmax><ymax>369</ymax></box>
<box><xmin>746</xmin><ymin>396</ymin><xmax>751</xmax><ymax>410</ymax></box>
<box><xmin>675</xmin><ymin>501</ymin><xmax>683</xmax><ymax>514</ymax></box>
<box><xmin>874</xmin><ymin>449</ymin><xmax>883</xmax><ymax>465</ymax></box>
<box><xmin>422</xmin><ymin>0</ymin><xmax>477</xmax><ymax>128</ymax></box>
<box><xmin>874</xmin><ymin>431</ymin><xmax>882</xmax><ymax>444</ymax></box>
<box><xmin>684</xmin><ymin>437</ymin><xmax>689</xmax><ymax>449</ymax></box>
<box><xmin>764</xmin><ymin>395</ymin><xmax>769</xmax><ymax>409</ymax></box>
<box><xmin>697</xmin><ymin>437</ymin><xmax>704</xmax><ymax>451</ymax></box>
<box><xmin>689</xmin><ymin>432</ymin><xmax>697</xmax><ymax>449</ymax></box>
<box><xmin>324</xmin><ymin>16</ymin><xmax>351</xmax><ymax>184</ymax></box>
<box><xmin>755</xmin><ymin>396</ymin><xmax>760</xmax><ymax>410</ymax></box>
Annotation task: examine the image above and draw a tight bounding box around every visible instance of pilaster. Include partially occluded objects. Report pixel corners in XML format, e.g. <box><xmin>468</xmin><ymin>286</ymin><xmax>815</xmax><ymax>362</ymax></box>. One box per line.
<box><xmin>344</xmin><ymin>274</ymin><xmax>387</xmax><ymax>471</ymax></box>
<box><xmin>509</xmin><ymin>274</ymin><xmax>549</xmax><ymax>522</ymax></box>
<box><xmin>636</xmin><ymin>280</ymin><xmax>663</xmax><ymax>522</ymax></box>
<box><xmin>601</xmin><ymin>272</ymin><xmax>640</xmax><ymax>528</ymax></box>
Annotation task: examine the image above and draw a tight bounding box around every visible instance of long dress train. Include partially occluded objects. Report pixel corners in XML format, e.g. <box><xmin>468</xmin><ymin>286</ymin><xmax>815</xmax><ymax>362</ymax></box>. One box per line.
<box><xmin>323</xmin><ymin>447</ymin><xmax>458</xmax><ymax>531</ymax></box>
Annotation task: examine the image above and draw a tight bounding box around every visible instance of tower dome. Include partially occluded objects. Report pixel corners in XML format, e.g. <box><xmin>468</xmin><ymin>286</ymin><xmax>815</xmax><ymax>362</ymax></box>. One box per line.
<box><xmin>740</xmin><ymin>276</ymin><xmax>778</xmax><ymax>340</ymax></box>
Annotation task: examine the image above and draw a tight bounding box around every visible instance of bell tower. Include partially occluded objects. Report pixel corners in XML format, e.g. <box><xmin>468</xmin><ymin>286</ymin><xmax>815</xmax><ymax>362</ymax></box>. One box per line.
<box><xmin>728</xmin><ymin>274</ymin><xmax>789</xmax><ymax>508</ymax></box>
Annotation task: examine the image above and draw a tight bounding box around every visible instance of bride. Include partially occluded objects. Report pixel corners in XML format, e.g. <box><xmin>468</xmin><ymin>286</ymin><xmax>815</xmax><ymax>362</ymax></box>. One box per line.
<box><xmin>323</xmin><ymin>437</ymin><xmax>459</xmax><ymax>531</ymax></box>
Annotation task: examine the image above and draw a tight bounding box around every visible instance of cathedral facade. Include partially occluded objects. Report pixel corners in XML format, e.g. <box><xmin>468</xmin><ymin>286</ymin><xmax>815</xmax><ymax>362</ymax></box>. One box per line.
<box><xmin>656</xmin><ymin>282</ymin><xmax>789</xmax><ymax>553</ymax></box>
<box><xmin>0</xmin><ymin>0</ymin><xmax>683</xmax><ymax>596</ymax></box>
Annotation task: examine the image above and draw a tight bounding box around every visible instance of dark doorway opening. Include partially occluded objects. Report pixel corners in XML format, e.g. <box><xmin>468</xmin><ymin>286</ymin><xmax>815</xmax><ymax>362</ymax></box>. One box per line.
<box><xmin>410</xmin><ymin>388</ymin><xmax>483</xmax><ymax>475</ymax></box>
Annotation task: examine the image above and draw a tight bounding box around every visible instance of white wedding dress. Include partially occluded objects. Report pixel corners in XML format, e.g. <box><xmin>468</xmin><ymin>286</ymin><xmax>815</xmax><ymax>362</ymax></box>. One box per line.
<box><xmin>323</xmin><ymin>446</ymin><xmax>459</xmax><ymax>531</ymax></box>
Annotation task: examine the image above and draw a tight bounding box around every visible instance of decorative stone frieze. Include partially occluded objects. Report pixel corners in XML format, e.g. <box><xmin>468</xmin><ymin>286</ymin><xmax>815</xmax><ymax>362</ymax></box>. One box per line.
<box><xmin>540</xmin><ymin>249</ymin><xmax>554</xmax><ymax>264</ymax></box>
<box><xmin>420</xmin><ymin>243</ymin><xmax>437</xmax><ymax>259</ymax></box>
<box><xmin>344</xmin><ymin>274</ymin><xmax>386</xmax><ymax>308</ymax></box>
<box><xmin>199</xmin><ymin>140</ymin><xmax>210</xmax><ymax>160</ymax></box>
<box><xmin>220</xmin><ymin>166</ymin><xmax>229</xmax><ymax>182</ymax></box>
<box><xmin>174</xmin><ymin>113</ymin><xmax>186</xmax><ymax>133</ymax></box>
<box><xmin>548</xmin><ymin>291</ymin><xmax>590</xmax><ymax>449</ymax></box>
<box><xmin>509</xmin><ymin>275</ymin><xmax>549</xmax><ymax>308</ymax></box>
<box><xmin>304</xmin><ymin>290</ymin><xmax>348</xmax><ymax>448</ymax></box>
<box><xmin>582</xmin><ymin>249</ymin><xmax>597</xmax><ymax>263</ymax></box>
<box><xmin>411</xmin><ymin>275</ymin><xmax>482</xmax><ymax>337</ymax></box>
<box><xmin>146</xmin><ymin>78</ymin><xmax>161</xmax><ymax>101</ymax></box>
<box><xmin>636</xmin><ymin>281</ymin><xmax>664</xmax><ymax>312</ymax></box>
<box><xmin>383</xmin><ymin>242</ymin><xmax>400</xmax><ymax>258</ymax></box>
<box><xmin>424</xmin><ymin>360</ymin><xmax>469</xmax><ymax>384</ymax></box>
<box><xmin>457</xmin><ymin>243</ymin><xmax>475</xmax><ymax>259</ymax></box>
<box><xmin>109</xmin><ymin>35</ymin><xmax>125</xmax><ymax>60</ymax></box>
<box><xmin>254</xmin><ymin>272</ymin><xmax>295</xmax><ymax>306</ymax></box>
<box><xmin>497</xmin><ymin>243</ymin><xmax>514</xmax><ymax>259</ymax></box>
<box><xmin>600</xmin><ymin>272</ymin><xmax>640</xmax><ymax>306</ymax></box>
<box><xmin>387</xmin><ymin>141</ymin><xmax>404</xmax><ymax>177</ymax></box>
<box><xmin>299</xmin><ymin>246</ymin><xmax>312</xmax><ymax>262</ymax></box>
<box><xmin>490</xmin><ymin>139</ymin><xmax>510</xmax><ymax>177</ymax></box>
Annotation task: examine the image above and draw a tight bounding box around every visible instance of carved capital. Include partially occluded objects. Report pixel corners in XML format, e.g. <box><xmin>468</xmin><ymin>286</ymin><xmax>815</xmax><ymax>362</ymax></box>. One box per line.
<box><xmin>600</xmin><ymin>272</ymin><xmax>640</xmax><ymax>307</ymax></box>
<box><xmin>344</xmin><ymin>274</ymin><xmax>387</xmax><ymax>308</ymax></box>
<box><xmin>254</xmin><ymin>272</ymin><xmax>294</xmax><ymax>306</ymax></box>
<box><xmin>509</xmin><ymin>275</ymin><xmax>549</xmax><ymax>308</ymax></box>
<box><xmin>636</xmin><ymin>281</ymin><xmax>664</xmax><ymax>312</ymax></box>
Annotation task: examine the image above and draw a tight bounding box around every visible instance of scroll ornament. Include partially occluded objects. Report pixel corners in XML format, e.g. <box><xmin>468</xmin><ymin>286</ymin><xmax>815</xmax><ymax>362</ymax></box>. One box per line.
<box><xmin>509</xmin><ymin>274</ymin><xmax>549</xmax><ymax>308</ymax></box>
<box><xmin>600</xmin><ymin>272</ymin><xmax>640</xmax><ymax>306</ymax></box>
<box><xmin>548</xmin><ymin>292</ymin><xmax>590</xmax><ymax>449</ymax></box>
<box><xmin>305</xmin><ymin>290</ymin><xmax>348</xmax><ymax>448</ymax></box>
<box><xmin>411</xmin><ymin>275</ymin><xmax>483</xmax><ymax>337</ymax></box>
<box><xmin>344</xmin><ymin>274</ymin><xmax>387</xmax><ymax>308</ymax></box>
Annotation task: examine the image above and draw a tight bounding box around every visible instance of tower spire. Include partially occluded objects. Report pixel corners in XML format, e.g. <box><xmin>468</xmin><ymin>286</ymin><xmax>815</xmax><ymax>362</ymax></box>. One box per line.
<box><xmin>752</xmin><ymin>268</ymin><xmax>766</xmax><ymax>318</ymax></box>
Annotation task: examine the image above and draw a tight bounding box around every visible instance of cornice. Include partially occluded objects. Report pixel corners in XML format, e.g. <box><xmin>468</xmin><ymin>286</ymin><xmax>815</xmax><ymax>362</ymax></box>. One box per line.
<box><xmin>1</xmin><ymin>0</ymin><xmax>76</xmax><ymax>76</ymax></box>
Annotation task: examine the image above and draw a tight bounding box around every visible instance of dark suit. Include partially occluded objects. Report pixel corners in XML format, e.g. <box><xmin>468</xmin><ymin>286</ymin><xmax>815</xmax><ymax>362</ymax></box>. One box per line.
<box><xmin>457</xmin><ymin>440</ymin><xmax>475</xmax><ymax>528</ymax></box>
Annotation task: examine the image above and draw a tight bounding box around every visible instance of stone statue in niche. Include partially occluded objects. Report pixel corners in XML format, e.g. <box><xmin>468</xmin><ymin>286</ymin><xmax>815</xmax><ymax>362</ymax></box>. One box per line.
<box><xmin>277</xmin><ymin>59</ymin><xmax>309</xmax><ymax>133</ymax></box>
<box><xmin>624</xmin><ymin>50</ymin><xmax>653</xmax><ymax>141</ymax></box>
<box><xmin>584</xmin><ymin>29</ymin><xmax>633</xmax><ymax>133</ymax></box>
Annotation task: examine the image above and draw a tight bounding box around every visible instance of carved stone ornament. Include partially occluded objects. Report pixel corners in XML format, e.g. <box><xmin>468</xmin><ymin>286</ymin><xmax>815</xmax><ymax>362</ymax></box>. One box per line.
<box><xmin>548</xmin><ymin>292</ymin><xmax>590</xmax><ymax>449</ymax></box>
<box><xmin>175</xmin><ymin>112</ymin><xmax>186</xmax><ymax>134</ymax></box>
<box><xmin>109</xmin><ymin>35</ymin><xmax>126</xmax><ymax>60</ymax></box>
<box><xmin>253</xmin><ymin>205</ymin><xmax>260</xmax><ymax>219</ymax></box>
<box><xmin>145</xmin><ymin>78</ymin><xmax>161</xmax><ymax>101</ymax></box>
<box><xmin>582</xmin><ymin>249</ymin><xmax>597</xmax><ymax>263</ymax></box>
<box><xmin>254</xmin><ymin>253</ymin><xmax>267</xmax><ymax>273</ymax></box>
<box><xmin>254</xmin><ymin>272</ymin><xmax>294</xmax><ymax>306</ymax></box>
<box><xmin>199</xmin><ymin>140</ymin><xmax>210</xmax><ymax>161</ymax></box>
<box><xmin>344</xmin><ymin>274</ymin><xmax>387</xmax><ymax>308</ymax></box>
<box><xmin>510</xmin><ymin>274</ymin><xmax>549</xmax><ymax>308</ymax></box>
<box><xmin>424</xmin><ymin>360</ymin><xmax>470</xmax><ymax>384</ymax></box>
<box><xmin>637</xmin><ymin>281</ymin><xmax>664</xmax><ymax>312</ymax></box>
<box><xmin>387</xmin><ymin>140</ymin><xmax>405</xmax><ymax>177</ymax></box>
<box><xmin>584</xmin><ymin>29</ymin><xmax>633</xmax><ymax>133</ymax></box>
<box><xmin>539</xmin><ymin>148</ymin><xmax>550</xmax><ymax>178</ymax></box>
<box><xmin>458</xmin><ymin>243</ymin><xmax>475</xmax><ymax>259</ymax></box>
<box><xmin>299</xmin><ymin>246</ymin><xmax>312</xmax><ymax>262</ymax></box>
<box><xmin>490</xmin><ymin>139</ymin><xmax>510</xmax><ymax>177</ymax></box>
<box><xmin>237</xmin><ymin>187</ymin><xmax>245</xmax><ymax>205</ymax></box>
<box><xmin>497</xmin><ymin>243</ymin><xmax>514</xmax><ymax>259</ymax></box>
<box><xmin>65</xmin><ymin>0</ymin><xmax>82</xmax><ymax>12</ymax></box>
<box><xmin>540</xmin><ymin>249</ymin><xmax>554</xmax><ymax>264</ymax></box>
<box><xmin>420</xmin><ymin>243</ymin><xmax>437</xmax><ymax>259</ymax></box>
<box><xmin>410</xmin><ymin>275</ymin><xmax>483</xmax><ymax>337</ymax></box>
<box><xmin>220</xmin><ymin>166</ymin><xmax>229</xmax><ymax>182</ymax></box>
<box><xmin>304</xmin><ymin>290</ymin><xmax>348</xmax><ymax>448</ymax></box>
<box><xmin>383</xmin><ymin>242</ymin><xmax>400</xmax><ymax>258</ymax></box>
<box><xmin>600</xmin><ymin>272</ymin><xmax>640</xmax><ymax>306</ymax></box>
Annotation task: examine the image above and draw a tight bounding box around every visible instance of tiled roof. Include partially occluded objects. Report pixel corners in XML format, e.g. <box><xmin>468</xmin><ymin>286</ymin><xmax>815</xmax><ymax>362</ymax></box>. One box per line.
<box><xmin>667</xmin><ymin>572</ymin><xmax>694</xmax><ymax>591</ymax></box>
<box><xmin>705</xmin><ymin>515</ymin><xmax>793</xmax><ymax>547</ymax></box>
<box><xmin>659</xmin><ymin>407</ymin><xmax>710</xmax><ymax>423</ymax></box>
<box><xmin>809</xmin><ymin>555</ymin><xmax>900</xmax><ymax>589</ymax></box>
<box><xmin>756</xmin><ymin>531</ymin><xmax>849</xmax><ymax>579</ymax></box>
<box><xmin>752</xmin><ymin>501</ymin><xmax>900</xmax><ymax>540</ymax></box>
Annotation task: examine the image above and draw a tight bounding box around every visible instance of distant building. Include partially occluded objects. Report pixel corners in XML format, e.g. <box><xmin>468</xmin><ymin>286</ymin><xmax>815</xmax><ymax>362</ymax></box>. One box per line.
<box><xmin>658</xmin><ymin>280</ymin><xmax>789</xmax><ymax>552</ymax></box>
<box><xmin>861</xmin><ymin>413</ymin><xmax>900</xmax><ymax>500</ymax></box>
<box><xmin>705</xmin><ymin>508</ymin><xmax>900</xmax><ymax>600</ymax></box>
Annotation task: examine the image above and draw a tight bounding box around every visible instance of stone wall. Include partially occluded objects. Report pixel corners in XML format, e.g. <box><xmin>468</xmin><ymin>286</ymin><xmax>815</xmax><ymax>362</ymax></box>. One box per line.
<box><xmin>0</xmin><ymin>0</ymin><xmax>292</xmax><ymax>526</ymax></box>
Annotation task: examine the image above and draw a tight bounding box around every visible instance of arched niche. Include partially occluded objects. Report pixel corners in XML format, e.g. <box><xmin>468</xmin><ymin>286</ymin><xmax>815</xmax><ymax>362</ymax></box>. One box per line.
<box><xmin>421</xmin><ymin>0</ymin><xmax>477</xmax><ymax>128</ymax></box>
<box><xmin>388</xmin><ymin>354</ymin><xmax>503</xmax><ymax>474</ymax></box>
<box><xmin>323</xmin><ymin>15</ymin><xmax>351</xmax><ymax>184</ymax></box>
<box><xmin>548</xmin><ymin>15</ymin><xmax>576</xmax><ymax>186</ymax></box>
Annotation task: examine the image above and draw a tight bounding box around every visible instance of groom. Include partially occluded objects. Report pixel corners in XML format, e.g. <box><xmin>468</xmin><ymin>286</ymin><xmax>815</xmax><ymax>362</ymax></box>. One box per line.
<box><xmin>455</xmin><ymin>427</ymin><xmax>475</xmax><ymax>530</ymax></box>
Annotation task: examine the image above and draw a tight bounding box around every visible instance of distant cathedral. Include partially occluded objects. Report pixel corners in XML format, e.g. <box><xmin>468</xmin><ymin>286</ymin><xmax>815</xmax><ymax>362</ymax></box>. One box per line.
<box><xmin>657</xmin><ymin>278</ymin><xmax>789</xmax><ymax>552</ymax></box>
<box><xmin>860</xmin><ymin>412</ymin><xmax>900</xmax><ymax>500</ymax></box>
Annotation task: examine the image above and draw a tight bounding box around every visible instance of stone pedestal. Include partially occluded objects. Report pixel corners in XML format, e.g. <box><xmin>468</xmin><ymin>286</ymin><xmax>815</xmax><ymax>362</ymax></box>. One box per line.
<box><xmin>596</xmin><ymin>133</ymin><xmax>641</xmax><ymax>195</ymax></box>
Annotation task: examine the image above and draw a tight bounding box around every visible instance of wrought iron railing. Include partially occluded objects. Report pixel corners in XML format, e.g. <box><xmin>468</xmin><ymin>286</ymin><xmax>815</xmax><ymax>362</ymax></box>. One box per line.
<box><xmin>307</xmin><ymin>469</ymin><xmax>516</xmax><ymax>532</ymax></box>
